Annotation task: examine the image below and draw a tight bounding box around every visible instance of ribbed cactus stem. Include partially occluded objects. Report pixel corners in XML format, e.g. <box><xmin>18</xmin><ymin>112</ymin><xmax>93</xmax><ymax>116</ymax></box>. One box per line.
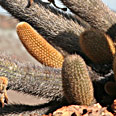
<box><xmin>16</xmin><ymin>22</ymin><xmax>64</xmax><ymax>68</ymax></box>
<box><xmin>80</xmin><ymin>29</ymin><xmax>115</xmax><ymax>64</ymax></box>
<box><xmin>62</xmin><ymin>54</ymin><xmax>96</xmax><ymax>105</ymax></box>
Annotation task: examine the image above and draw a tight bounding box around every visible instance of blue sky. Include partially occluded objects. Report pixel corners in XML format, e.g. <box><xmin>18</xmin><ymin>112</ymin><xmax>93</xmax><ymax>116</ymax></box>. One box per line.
<box><xmin>102</xmin><ymin>0</ymin><xmax>116</xmax><ymax>11</ymax></box>
<box><xmin>0</xmin><ymin>0</ymin><xmax>116</xmax><ymax>14</ymax></box>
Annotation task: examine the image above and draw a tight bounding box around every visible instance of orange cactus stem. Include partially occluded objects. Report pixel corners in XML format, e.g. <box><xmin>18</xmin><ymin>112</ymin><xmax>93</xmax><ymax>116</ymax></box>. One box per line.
<box><xmin>16</xmin><ymin>22</ymin><xmax>64</xmax><ymax>68</ymax></box>
<box><xmin>0</xmin><ymin>76</ymin><xmax>8</xmax><ymax>107</ymax></box>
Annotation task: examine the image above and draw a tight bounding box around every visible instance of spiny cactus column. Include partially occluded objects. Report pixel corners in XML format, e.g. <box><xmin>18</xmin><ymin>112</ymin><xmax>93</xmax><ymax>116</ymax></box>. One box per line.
<box><xmin>17</xmin><ymin>22</ymin><xmax>64</xmax><ymax>68</ymax></box>
<box><xmin>80</xmin><ymin>29</ymin><xmax>115</xmax><ymax>64</ymax></box>
<box><xmin>62</xmin><ymin>54</ymin><xmax>96</xmax><ymax>105</ymax></box>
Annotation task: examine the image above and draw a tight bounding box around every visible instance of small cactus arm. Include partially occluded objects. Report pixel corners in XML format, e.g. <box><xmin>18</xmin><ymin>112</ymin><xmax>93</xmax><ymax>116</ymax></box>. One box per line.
<box><xmin>62</xmin><ymin>54</ymin><xmax>96</xmax><ymax>105</ymax></box>
<box><xmin>0</xmin><ymin>77</ymin><xmax>8</xmax><ymax>107</ymax></box>
<box><xmin>16</xmin><ymin>22</ymin><xmax>64</xmax><ymax>68</ymax></box>
<box><xmin>80</xmin><ymin>29</ymin><xmax>115</xmax><ymax>64</ymax></box>
<box><xmin>104</xmin><ymin>81</ymin><xmax>116</xmax><ymax>97</ymax></box>
<box><xmin>104</xmin><ymin>55</ymin><xmax>116</xmax><ymax>97</ymax></box>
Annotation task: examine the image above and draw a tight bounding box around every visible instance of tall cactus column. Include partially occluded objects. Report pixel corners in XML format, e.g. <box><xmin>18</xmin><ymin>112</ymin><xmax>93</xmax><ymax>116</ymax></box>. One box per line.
<box><xmin>62</xmin><ymin>54</ymin><xmax>96</xmax><ymax>105</ymax></box>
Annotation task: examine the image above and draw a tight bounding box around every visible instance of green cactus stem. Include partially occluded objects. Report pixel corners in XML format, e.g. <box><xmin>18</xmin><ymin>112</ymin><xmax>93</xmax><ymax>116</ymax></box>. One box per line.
<box><xmin>62</xmin><ymin>54</ymin><xmax>96</xmax><ymax>105</ymax></box>
<box><xmin>80</xmin><ymin>29</ymin><xmax>115</xmax><ymax>64</ymax></box>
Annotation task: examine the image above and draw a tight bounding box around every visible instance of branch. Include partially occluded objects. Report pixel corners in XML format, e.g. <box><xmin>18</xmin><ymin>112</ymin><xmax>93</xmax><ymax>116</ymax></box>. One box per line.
<box><xmin>0</xmin><ymin>0</ymin><xmax>87</xmax><ymax>57</ymax></box>
<box><xmin>60</xmin><ymin>0</ymin><xmax>116</xmax><ymax>40</ymax></box>
<box><xmin>0</xmin><ymin>0</ymin><xmax>116</xmax><ymax>56</ymax></box>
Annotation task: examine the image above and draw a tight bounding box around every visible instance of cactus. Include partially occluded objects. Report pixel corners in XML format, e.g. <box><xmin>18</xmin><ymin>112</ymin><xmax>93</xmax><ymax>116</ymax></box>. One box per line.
<box><xmin>104</xmin><ymin>81</ymin><xmax>116</xmax><ymax>97</ymax></box>
<box><xmin>103</xmin><ymin>54</ymin><xmax>116</xmax><ymax>97</ymax></box>
<box><xmin>16</xmin><ymin>22</ymin><xmax>64</xmax><ymax>68</ymax></box>
<box><xmin>80</xmin><ymin>29</ymin><xmax>115</xmax><ymax>64</ymax></box>
<box><xmin>62</xmin><ymin>54</ymin><xmax>96</xmax><ymax>105</ymax></box>
<box><xmin>105</xmin><ymin>55</ymin><xmax>116</xmax><ymax>96</ymax></box>
<box><xmin>0</xmin><ymin>77</ymin><xmax>8</xmax><ymax>107</ymax></box>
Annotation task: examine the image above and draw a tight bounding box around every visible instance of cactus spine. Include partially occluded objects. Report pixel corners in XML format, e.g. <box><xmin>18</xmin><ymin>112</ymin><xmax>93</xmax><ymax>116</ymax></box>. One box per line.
<box><xmin>16</xmin><ymin>22</ymin><xmax>64</xmax><ymax>68</ymax></box>
<box><xmin>80</xmin><ymin>29</ymin><xmax>115</xmax><ymax>64</ymax></box>
<box><xmin>62</xmin><ymin>54</ymin><xmax>96</xmax><ymax>105</ymax></box>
